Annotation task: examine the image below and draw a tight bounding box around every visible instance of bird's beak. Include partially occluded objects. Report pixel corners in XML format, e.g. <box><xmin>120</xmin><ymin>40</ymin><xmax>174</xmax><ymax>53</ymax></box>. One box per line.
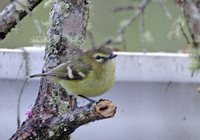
<box><xmin>108</xmin><ymin>54</ymin><xmax>117</xmax><ymax>59</ymax></box>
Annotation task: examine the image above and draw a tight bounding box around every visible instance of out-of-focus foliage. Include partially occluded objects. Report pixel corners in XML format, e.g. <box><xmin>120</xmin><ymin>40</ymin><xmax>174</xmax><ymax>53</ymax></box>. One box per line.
<box><xmin>190</xmin><ymin>48</ymin><xmax>200</xmax><ymax>75</ymax></box>
<box><xmin>0</xmin><ymin>0</ymin><xmax>186</xmax><ymax>52</ymax></box>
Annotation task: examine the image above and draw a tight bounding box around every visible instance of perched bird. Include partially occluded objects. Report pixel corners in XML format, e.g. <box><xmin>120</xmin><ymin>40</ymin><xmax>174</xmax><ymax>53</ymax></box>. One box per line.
<box><xmin>30</xmin><ymin>46</ymin><xmax>117</xmax><ymax>99</ymax></box>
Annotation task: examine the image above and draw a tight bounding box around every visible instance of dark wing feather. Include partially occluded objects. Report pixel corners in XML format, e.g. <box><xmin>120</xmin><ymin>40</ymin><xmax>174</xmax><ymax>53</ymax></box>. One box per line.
<box><xmin>47</xmin><ymin>60</ymin><xmax>91</xmax><ymax>80</ymax></box>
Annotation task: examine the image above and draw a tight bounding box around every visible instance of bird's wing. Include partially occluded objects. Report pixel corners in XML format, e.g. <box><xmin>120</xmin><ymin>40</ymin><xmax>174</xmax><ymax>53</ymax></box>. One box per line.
<box><xmin>47</xmin><ymin>61</ymin><xmax>91</xmax><ymax>80</ymax></box>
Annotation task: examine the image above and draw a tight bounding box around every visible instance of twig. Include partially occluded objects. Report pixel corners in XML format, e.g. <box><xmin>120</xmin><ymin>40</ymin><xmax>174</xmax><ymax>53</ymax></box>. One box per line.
<box><xmin>100</xmin><ymin>0</ymin><xmax>151</xmax><ymax>48</ymax></box>
<box><xmin>183</xmin><ymin>8</ymin><xmax>198</xmax><ymax>48</ymax></box>
<box><xmin>158</xmin><ymin>0</ymin><xmax>172</xmax><ymax>21</ymax></box>
<box><xmin>179</xmin><ymin>22</ymin><xmax>191</xmax><ymax>44</ymax></box>
<box><xmin>121</xmin><ymin>34</ymin><xmax>127</xmax><ymax>51</ymax></box>
<box><xmin>140</xmin><ymin>11</ymin><xmax>146</xmax><ymax>52</ymax></box>
<box><xmin>17</xmin><ymin>79</ymin><xmax>28</xmax><ymax>129</ymax></box>
<box><xmin>17</xmin><ymin>48</ymin><xmax>30</xmax><ymax>129</ymax></box>
<box><xmin>118</xmin><ymin>0</ymin><xmax>150</xmax><ymax>34</ymax></box>
<box><xmin>112</xmin><ymin>5</ymin><xmax>135</xmax><ymax>12</ymax></box>
<box><xmin>101</xmin><ymin>37</ymin><xmax>122</xmax><ymax>47</ymax></box>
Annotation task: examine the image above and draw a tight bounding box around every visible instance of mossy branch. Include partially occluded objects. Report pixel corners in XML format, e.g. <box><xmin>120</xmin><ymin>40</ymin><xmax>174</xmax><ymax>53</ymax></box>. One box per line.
<box><xmin>10</xmin><ymin>0</ymin><xmax>116</xmax><ymax>139</ymax></box>
<box><xmin>176</xmin><ymin>0</ymin><xmax>200</xmax><ymax>74</ymax></box>
<box><xmin>10</xmin><ymin>99</ymin><xmax>116</xmax><ymax>140</ymax></box>
<box><xmin>0</xmin><ymin>0</ymin><xmax>43</xmax><ymax>40</ymax></box>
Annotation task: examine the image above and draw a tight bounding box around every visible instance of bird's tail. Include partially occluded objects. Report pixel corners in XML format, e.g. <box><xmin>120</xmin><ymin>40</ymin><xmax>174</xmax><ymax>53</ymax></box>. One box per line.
<box><xmin>29</xmin><ymin>73</ymin><xmax>47</xmax><ymax>78</ymax></box>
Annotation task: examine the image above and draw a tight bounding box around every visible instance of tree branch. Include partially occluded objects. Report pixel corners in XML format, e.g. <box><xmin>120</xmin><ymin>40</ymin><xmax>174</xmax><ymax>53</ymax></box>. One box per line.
<box><xmin>0</xmin><ymin>0</ymin><xmax>43</xmax><ymax>40</ymax></box>
<box><xmin>10</xmin><ymin>0</ymin><xmax>117</xmax><ymax>139</ymax></box>
<box><xmin>10</xmin><ymin>99</ymin><xmax>116</xmax><ymax>140</ymax></box>
<box><xmin>177</xmin><ymin>0</ymin><xmax>200</xmax><ymax>48</ymax></box>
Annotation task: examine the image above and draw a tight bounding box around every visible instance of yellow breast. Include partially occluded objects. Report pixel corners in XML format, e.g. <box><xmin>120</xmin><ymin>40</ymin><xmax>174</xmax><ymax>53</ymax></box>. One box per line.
<box><xmin>59</xmin><ymin>61</ymin><xmax>115</xmax><ymax>97</ymax></box>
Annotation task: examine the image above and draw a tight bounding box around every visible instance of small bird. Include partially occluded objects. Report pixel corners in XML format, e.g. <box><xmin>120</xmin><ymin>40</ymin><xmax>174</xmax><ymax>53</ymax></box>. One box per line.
<box><xmin>30</xmin><ymin>46</ymin><xmax>117</xmax><ymax>99</ymax></box>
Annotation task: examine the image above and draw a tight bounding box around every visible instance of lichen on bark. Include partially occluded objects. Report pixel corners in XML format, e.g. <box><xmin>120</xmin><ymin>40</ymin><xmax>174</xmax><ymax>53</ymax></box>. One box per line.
<box><xmin>0</xmin><ymin>0</ymin><xmax>43</xmax><ymax>40</ymax></box>
<box><xmin>9</xmin><ymin>0</ymin><xmax>116</xmax><ymax>140</ymax></box>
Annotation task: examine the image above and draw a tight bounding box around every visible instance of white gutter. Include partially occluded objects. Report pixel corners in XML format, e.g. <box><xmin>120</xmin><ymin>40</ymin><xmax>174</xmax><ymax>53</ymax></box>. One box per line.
<box><xmin>0</xmin><ymin>47</ymin><xmax>199</xmax><ymax>83</ymax></box>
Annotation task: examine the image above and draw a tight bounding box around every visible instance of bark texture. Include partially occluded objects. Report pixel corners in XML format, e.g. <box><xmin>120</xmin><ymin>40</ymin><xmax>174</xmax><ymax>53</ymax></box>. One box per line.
<box><xmin>0</xmin><ymin>0</ymin><xmax>43</xmax><ymax>40</ymax></box>
<box><xmin>176</xmin><ymin>0</ymin><xmax>200</xmax><ymax>48</ymax></box>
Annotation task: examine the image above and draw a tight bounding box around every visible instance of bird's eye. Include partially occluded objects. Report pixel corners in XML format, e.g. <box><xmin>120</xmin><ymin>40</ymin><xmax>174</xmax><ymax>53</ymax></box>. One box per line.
<box><xmin>94</xmin><ymin>55</ymin><xmax>104</xmax><ymax>62</ymax></box>
<box><xmin>95</xmin><ymin>55</ymin><xmax>101</xmax><ymax>60</ymax></box>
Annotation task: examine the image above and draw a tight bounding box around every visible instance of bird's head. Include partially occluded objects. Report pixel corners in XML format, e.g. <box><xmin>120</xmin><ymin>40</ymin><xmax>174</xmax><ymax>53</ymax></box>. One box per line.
<box><xmin>82</xmin><ymin>46</ymin><xmax>117</xmax><ymax>66</ymax></box>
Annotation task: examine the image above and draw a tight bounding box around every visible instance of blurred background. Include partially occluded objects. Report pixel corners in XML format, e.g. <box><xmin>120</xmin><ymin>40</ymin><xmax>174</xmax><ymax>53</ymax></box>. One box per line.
<box><xmin>1</xmin><ymin>1</ymin><xmax>200</xmax><ymax>140</ymax></box>
<box><xmin>0</xmin><ymin>0</ymin><xmax>186</xmax><ymax>52</ymax></box>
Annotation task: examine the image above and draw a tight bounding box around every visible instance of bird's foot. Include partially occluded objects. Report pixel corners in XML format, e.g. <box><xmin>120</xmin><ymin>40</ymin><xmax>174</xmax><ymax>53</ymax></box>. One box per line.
<box><xmin>78</xmin><ymin>95</ymin><xmax>96</xmax><ymax>105</ymax></box>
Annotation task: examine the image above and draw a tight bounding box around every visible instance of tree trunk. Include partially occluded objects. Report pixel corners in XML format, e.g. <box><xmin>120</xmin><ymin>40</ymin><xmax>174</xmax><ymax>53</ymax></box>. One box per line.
<box><xmin>9</xmin><ymin>0</ymin><xmax>116</xmax><ymax>139</ymax></box>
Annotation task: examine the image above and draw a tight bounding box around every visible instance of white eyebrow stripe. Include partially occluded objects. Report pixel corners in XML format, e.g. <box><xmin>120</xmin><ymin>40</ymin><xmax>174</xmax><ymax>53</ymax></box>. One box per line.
<box><xmin>67</xmin><ymin>66</ymin><xmax>74</xmax><ymax>79</ymax></box>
